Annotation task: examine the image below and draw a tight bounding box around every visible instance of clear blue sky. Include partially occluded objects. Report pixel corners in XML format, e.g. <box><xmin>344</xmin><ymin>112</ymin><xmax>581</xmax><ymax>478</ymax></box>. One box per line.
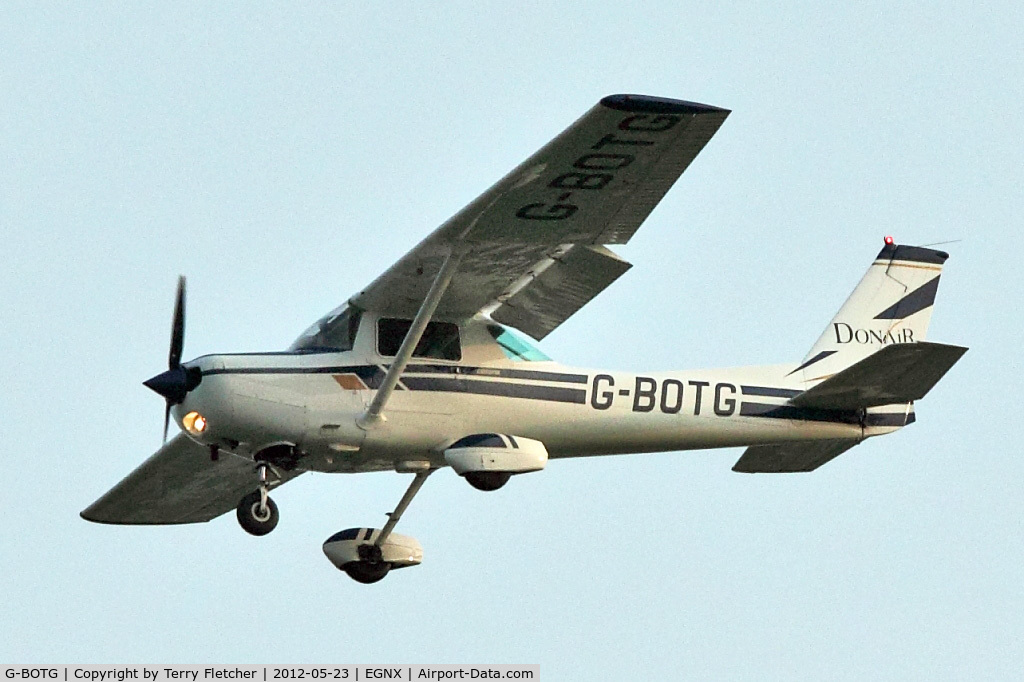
<box><xmin>2</xmin><ymin>2</ymin><xmax>1021</xmax><ymax>678</ymax></box>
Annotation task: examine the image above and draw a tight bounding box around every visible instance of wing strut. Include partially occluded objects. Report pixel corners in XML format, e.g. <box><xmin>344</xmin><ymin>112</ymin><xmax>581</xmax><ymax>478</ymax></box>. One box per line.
<box><xmin>359</xmin><ymin>249</ymin><xmax>462</xmax><ymax>428</ymax></box>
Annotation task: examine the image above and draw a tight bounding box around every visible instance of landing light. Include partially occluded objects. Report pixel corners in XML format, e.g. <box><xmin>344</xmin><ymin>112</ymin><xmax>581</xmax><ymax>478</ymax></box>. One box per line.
<box><xmin>183</xmin><ymin>411</ymin><xmax>207</xmax><ymax>434</ymax></box>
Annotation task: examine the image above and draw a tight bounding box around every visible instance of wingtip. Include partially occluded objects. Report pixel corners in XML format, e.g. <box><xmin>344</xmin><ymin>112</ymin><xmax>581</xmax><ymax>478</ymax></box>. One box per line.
<box><xmin>79</xmin><ymin>508</ymin><xmax>136</xmax><ymax>525</ymax></box>
<box><xmin>80</xmin><ymin>503</ymin><xmax>116</xmax><ymax>524</ymax></box>
<box><xmin>601</xmin><ymin>94</ymin><xmax>730</xmax><ymax>115</ymax></box>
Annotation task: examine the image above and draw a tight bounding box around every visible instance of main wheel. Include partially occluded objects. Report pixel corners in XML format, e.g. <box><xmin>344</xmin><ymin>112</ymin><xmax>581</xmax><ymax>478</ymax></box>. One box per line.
<box><xmin>464</xmin><ymin>471</ymin><xmax>511</xmax><ymax>491</ymax></box>
<box><xmin>236</xmin><ymin>490</ymin><xmax>279</xmax><ymax>536</ymax></box>
<box><xmin>343</xmin><ymin>561</ymin><xmax>391</xmax><ymax>584</ymax></box>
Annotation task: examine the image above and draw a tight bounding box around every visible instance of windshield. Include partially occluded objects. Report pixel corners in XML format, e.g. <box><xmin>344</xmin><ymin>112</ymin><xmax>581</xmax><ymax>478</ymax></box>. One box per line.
<box><xmin>290</xmin><ymin>305</ymin><xmax>362</xmax><ymax>352</ymax></box>
<box><xmin>487</xmin><ymin>324</ymin><xmax>551</xmax><ymax>362</ymax></box>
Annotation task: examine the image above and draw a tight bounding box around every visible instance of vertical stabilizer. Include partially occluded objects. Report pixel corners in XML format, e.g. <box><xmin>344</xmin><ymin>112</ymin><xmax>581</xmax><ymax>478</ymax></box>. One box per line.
<box><xmin>794</xmin><ymin>243</ymin><xmax>949</xmax><ymax>384</ymax></box>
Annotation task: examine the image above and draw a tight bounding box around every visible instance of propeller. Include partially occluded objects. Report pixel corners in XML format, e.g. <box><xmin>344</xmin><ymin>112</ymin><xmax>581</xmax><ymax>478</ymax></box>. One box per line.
<box><xmin>143</xmin><ymin>276</ymin><xmax>202</xmax><ymax>441</ymax></box>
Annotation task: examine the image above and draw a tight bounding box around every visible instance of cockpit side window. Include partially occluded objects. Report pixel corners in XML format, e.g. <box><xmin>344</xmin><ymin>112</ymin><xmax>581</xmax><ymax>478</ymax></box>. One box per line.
<box><xmin>290</xmin><ymin>306</ymin><xmax>362</xmax><ymax>353</ymax></box>
<box><xmin>487</xmin><ymin>324</ymin><xmax>551</xmax><ymax>362</ymax></box>
<box><xmin>378</xmin><ymin>318</ymin><xmax>461</xmax><ymax>361</ymax></box>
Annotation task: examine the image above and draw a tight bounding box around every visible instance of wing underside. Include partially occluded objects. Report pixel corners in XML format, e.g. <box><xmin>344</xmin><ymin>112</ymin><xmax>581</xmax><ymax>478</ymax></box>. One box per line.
<box><xmin>347</xmin><ymin>95</ymin><xmax>729</xmax><ymax>339</ymax></box>
<box><xmin>81</xmin><ymin>435</ymin><xmax>302</xmax><ymax>525</ymax></box>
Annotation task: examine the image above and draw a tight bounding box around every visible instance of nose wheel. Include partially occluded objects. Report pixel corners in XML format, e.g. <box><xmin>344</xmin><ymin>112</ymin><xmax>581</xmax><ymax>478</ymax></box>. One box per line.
<box><xmin>236</xmin><ymin>462</ymin><xmax>279</xmax><ymax>536</ymax></box>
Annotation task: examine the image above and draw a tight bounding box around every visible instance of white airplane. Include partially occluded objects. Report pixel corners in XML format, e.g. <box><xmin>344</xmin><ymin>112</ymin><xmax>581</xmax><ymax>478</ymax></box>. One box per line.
<box><xmin>82</xmin><ymin>94</ymin><xmax>966</xmax><ymax>583</ymax></box>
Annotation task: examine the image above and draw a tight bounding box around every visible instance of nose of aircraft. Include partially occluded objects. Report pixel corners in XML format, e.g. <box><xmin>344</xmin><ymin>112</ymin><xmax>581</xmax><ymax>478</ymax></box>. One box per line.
<box><xmin>147</xmin><ymin>275</ymin><xmax>205</xmax><ymax>441</ymax></box>
<box><xmin>143</xmin><ymin>365</ymin><xmax>202</xmax><ymax>404</ymax></box>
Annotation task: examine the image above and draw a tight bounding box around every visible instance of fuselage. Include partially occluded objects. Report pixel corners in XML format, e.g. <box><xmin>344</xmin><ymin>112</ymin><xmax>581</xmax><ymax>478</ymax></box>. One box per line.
<box><xmin>173</xmin><ymin>312</ymin><xmax>911</xmax><ymax>474</ymax></box>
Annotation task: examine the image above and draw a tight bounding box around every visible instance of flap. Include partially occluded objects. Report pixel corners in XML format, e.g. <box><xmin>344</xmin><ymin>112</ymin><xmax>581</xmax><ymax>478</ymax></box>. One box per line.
<box><xmin>792</xmin><ymin>342</ymin><xmax>968</xmax><ymax>410</ymax></box>
<box><xmin>489</xmin><ymin>245</ymin><xmax>632</xmax><ymax>339</ymax></box>
<box><xmin>81</xmin><ymin>435</ymin><xmax>303</xmax><ymax>525</ymax></box>
<box><xmin>732</xmin><ymin>439</ymin><xmax>860</xmax><ymax>473</ymax></box>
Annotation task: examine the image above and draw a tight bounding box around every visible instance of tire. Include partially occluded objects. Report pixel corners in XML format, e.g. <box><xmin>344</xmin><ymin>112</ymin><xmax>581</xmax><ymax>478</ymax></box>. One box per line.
<box><xmin>464</xmin><ymin>471</ymin><xmax>511</xmax><ymax>492</ymax></box>
<box><xmin>343</xmin><ymin>561</ymin><xmax>391</xmax><ymax>584</ymax></box>
<box><xmin>236</xmin><ymin>491</ymin><xmax>279</xmax><ymax>536</ymax></box>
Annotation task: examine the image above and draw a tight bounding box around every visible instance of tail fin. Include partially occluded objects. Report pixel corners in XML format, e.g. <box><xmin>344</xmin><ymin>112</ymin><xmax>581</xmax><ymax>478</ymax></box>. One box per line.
<box><xmin>794</xmin><ymin>242</ymin><xmax>949</xmax><ymax>384</ymax></box>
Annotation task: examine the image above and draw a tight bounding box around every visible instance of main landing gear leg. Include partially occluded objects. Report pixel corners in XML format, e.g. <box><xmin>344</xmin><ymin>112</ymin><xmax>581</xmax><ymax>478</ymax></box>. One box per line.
<box><xmin>375</xmin><ymin>469</ymin><xmax>433</xmax><ymax>549</ymax></box>
<box><xmin>236</xmin><ymin>462</ymin><xmax>279</xmax><ymax>536</ymax></box>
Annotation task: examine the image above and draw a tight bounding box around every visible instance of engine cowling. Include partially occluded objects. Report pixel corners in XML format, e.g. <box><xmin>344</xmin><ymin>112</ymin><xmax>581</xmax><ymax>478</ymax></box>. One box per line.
<box><xmin>444</xmin><ymin>434</ymin><xmax>547</xmax><ymax>490</ymax></box>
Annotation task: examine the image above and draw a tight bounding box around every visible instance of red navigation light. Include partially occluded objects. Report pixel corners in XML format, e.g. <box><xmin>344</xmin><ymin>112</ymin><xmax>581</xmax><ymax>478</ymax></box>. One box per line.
<box><xmin>884</xmin><ymin>235</ymin><xmax>895</xmax><ymax>245</ymax></box>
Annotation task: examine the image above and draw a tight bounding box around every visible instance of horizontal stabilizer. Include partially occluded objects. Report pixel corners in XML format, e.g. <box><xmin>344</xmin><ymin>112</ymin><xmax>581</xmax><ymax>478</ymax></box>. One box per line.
<box><xmin>792</xmin><ymin>342</ymin><xmax>967</xmax><ymax>411</ymax></box>
<box><xmin>733</xmin><ymin>439</ymin><xmax>860</xmax><ymax>473</ymax></box>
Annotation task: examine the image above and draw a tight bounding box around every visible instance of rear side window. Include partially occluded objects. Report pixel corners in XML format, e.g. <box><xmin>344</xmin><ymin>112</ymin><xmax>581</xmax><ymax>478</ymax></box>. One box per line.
<box><xmin>487</xmin><ymin>324</ymin><xmax>551</xmax><ymax>362</ymax></box>
<box><xmin>378</xmin><ymin>318</ymin><xmax>461</xmax><ymax>361</ymax></box>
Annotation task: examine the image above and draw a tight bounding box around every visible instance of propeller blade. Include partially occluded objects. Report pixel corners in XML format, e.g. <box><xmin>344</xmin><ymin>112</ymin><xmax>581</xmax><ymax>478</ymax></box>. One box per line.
<box><xmin>150</xmin><ymin>276</ymin><xmax>201</xmax><ymax>443</ymax></box>
<box><xmin>169</xmin><ymin>275</ymin><xmax>186</xmax><ymax>369</ymax></box>
<box><xmin>163</xmin><ymin>401</ymin><xmax>171</xmax><ymax>443</ymax></box>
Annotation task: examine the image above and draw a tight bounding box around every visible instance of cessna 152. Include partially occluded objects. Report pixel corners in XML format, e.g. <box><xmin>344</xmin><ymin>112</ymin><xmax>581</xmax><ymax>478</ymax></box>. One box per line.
<box><xmin>82</xmin><ymin>94</ymin><xmax>966</xmax><ymax>583</ymax></box>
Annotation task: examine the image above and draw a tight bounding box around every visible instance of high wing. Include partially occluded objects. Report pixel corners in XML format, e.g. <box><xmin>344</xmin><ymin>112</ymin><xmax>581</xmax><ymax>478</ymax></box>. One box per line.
<box><xmin>81</xmin><ymin>435</ymin><xmax>303</xmax><ymax>525</ymax></box>
<box><xmin>346</xmin><ymin>94</ymin><xmax>729</xmax><ymax>339</ymax></box>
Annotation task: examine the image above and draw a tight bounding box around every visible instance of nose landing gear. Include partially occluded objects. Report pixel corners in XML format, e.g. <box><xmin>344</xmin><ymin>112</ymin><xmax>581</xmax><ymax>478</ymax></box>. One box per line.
<box><xmin>236</xmin><ymin>462</ymin><xmax>279</xmax><ymax>536</ymax></box>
